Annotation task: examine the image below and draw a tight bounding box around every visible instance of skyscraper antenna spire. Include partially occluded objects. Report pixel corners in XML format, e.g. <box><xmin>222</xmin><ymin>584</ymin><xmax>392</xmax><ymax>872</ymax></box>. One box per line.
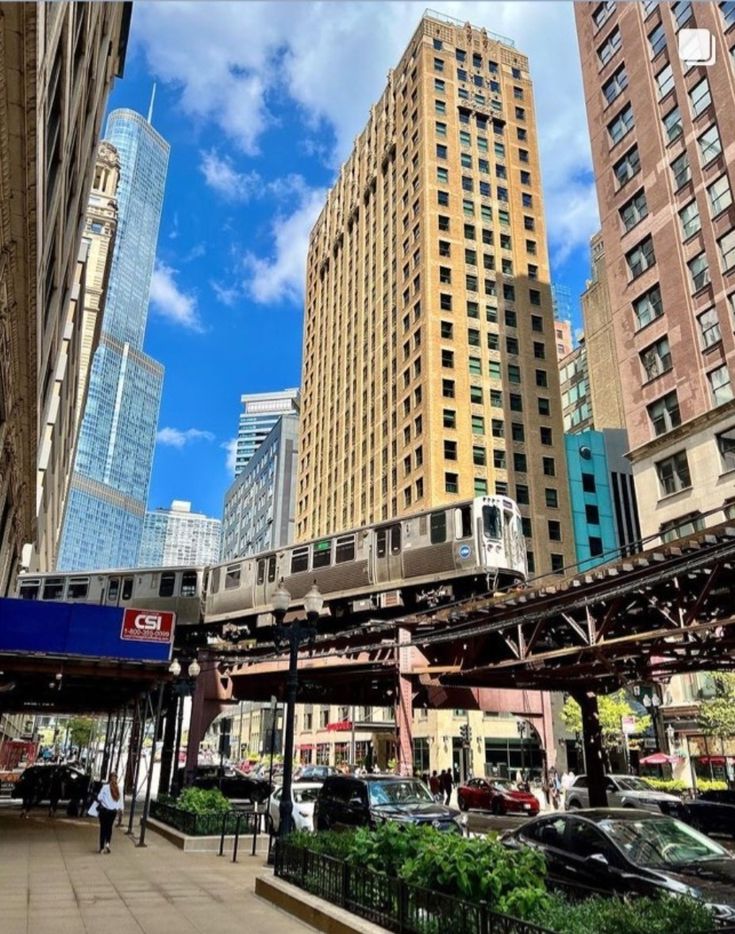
<box><xmin>147</xmin><ymin>83</ymin><xmax>157</xmax><ymax>124</ymax></box>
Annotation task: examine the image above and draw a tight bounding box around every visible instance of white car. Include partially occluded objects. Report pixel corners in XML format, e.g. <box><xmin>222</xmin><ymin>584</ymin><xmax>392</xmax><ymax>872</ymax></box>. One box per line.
<box><xmin>565</xmin><ymin>774</ymin><xmax>681</xmax><ymax>814</ymax></box>
<box><xmin>269</xmin><ymin>782</ymin><xmax>321</xmax><ymax>832</ymax></box>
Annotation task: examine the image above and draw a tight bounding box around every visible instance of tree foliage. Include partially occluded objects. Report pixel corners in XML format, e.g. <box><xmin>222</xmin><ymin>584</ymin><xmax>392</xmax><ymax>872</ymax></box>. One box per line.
<box><xmin>698</xmin><ymin>673</ymin><xmax>735</xmax><ymax>741</ymax></box>
<box><xmin>561</xmin><ymin>691</ymin><xmax>650</xmax><ymax>750</ymax></box>
<box><xmin>67</xmin><ymin>717</ymin><xmax>94</xmax><ymax>750</ymax></box>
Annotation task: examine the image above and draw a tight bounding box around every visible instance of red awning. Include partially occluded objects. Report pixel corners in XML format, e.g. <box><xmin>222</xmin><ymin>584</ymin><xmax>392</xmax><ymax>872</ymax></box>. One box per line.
<box><xmin>698</xmin><ymin>755</ymin><xmax>727</xmax><ymax>765</ymax></box>
<box><xmin>296</xmin><ymin>744</ymin><xmax>315</xmax><ymax>751</ymax></box>
<box><xmin>640</xmin><ymin>752</ymin><xmax>680</xmax><ymax>765</ymax></box>
<box><xmin>327</xmin><ymin>720</ymin><xmax>352</xmax><ymax>732</ymax></box>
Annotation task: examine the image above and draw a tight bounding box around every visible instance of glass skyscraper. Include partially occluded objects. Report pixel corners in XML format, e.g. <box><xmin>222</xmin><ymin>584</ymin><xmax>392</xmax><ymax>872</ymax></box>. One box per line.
<box><xmin>57</xmin><ymin>109</ymin><xmax>169</xmax><ymax>570</ymax></box>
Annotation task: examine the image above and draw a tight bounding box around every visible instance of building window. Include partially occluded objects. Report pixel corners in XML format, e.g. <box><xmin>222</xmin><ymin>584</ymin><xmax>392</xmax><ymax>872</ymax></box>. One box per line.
<box><xmin>660</xmin><ymin>512</ymin><xmax>704</xmax><ymax>543</ymax></box>
<box><xmin>697</xmin><ymin>307</ymin><xmax>721</xmax><ymax>349</ymax></box>
<box><xmin>582</xmin><ymin>472</ymin><xmax>596</xmax><ymax>493</ymax></box>
<box><xmin>542</xmin><ymin>457</ymin><xmax>556</xmax><ymax>477</ymax></box>
<box><xmin>679</xmin><ymin>200</ymin><xmax>701</xmax><ymax>239</ymax></box>
<box><xmin>670</xmin><ymin>151</ymin><xmax>690</xmax><ymax>190</ymax></box>
<box><xmin>626</xmin><ymin>236</ymin><xmax>655</xmax><ymax>278</ymax></box>
<box><xmin>648</xmin><ymin>391</ymin><xmax>681</xmax><ymax>436</ymax></box>
<box><xmin>540</xmin><ymin>426</ymin><xmax>552</xmax><ymax>445</ymax></box>
<box><xmin>708</xmin><ymin>175</ymin><xmax>733</xmax><ymax>216</ymax></box>
<box><xmin>445</xmin><ymin>472</ymin><xmax>458</xmax><ymax>494</ymax></box>
<box><xmin>470</xmin><ymin>385</ymin><xmax>483</xmax><ymax>404</ymax></box>
<box><xmin>608</xmin><ymin>104</ymin><xmax>634</xmax><ymax>145</ymax></box>
<box><xmin>513</xmin><ymin>452</ymin><xmax>527</xmax><ymax>472</ymax></box>
<box><xmin>440</xmin><ymin>293</ymin><xmax>452</xmax><ymax>310</ymax></box>
<box><xmin>708</xmin><ymin>364</ymin><xmax>734</xmax><ymax>405</ymax></box>
<box><xmin>516</xmin><ymin>484</ymin><xmax>529</xmax><ymax>505</ymax></box>
<box><xmin>598</xmin><ymin>27</ymin><xmax>621</xmax><ymax>66</ymax></box>
<box><xmin>717</xmin><ymin>427</ymin><xmax>735</xmax><ymax>472</ymax></box>
<box><xmin>603</xmin><ymin>64</ymin><xmax>628</xmax><ymax>104</ymax></box>
<box><xmin>473</xmin><ymin>446</ymin><xmax>487</xmax><ymax>466</ymax></box>
<box><xmin>690</xmin><ymin>78</ymin><xmax>712</xmax><ymax>118</ymax></box>
<box><xmin>585</xmin><ymin>503</ymin><xmax>600</xmax><ymax>524</ymax></box>
<box><xmin>442</xmin><ymin>378</ymin><xmax>455</xmax><ymax>398</ymax></box>
<box><xmin>441</xmin><ymin>349</ymin><xmax>454</xmax><ymax>368</ymax></box>
<box><xmin>614</xmin><ymin>146</ymin><xmax>640</xmax><ymax>186</ymax></box>
<box><xmin>656</xmin><ymin>450</ymin><xmax>692</xmax><ymax>495</ymax></box>
<box><xmin>719</xmin><ymin>229</ymin><xmax>735</xmax><ymax>272</ymax></box>
<box><xmin>672</xmin><ymin>0</ymin><xmax>694</xmax><ymax>28</ymax></box>
<box><xmin>491</xmin><ymin>419</ymin><xmax>504</xmax><ymax>438</ymax></box>
<box><xmin>444</xmin><ymin>440</ymin><xmax>457</xmax><ymax>461</ymax></box>
<box><xmin>443</xmin><ymin>409</ymin><xmax>456</xmax><ymax>429</ymax></box>
<box><xmin>589</xmin><ymin>537</ymin><xmax>604</xmax><ymax>557</ymax></box>
<box><xmin>688</xmin><ymin>252</ymin><xmax>710</xmax><ymax>292</ymax></box>
<box><xmin>493</xmin><ymin>449</ymin><xmax>506</xmax><ymax>469</ymax></box>
<box><xmin>472</xmin><ymin>414</ymin><xmax>485</xmax><ymax>434</ymax></box>
<box><xmin>545</xmin><ymin>488</ymin><xmax>558</xmax><ymax>508</ymax></box>
<box><xmin>474</xmin><ymin>478</ymin><xmax>488</xmax><ymax>496</ymax></box>
<box><xmin>548</xmin><ymin>520</ymin><xmax>561</xmax><ymax>541</ymax></box>
<box><xmin>698</xmin><ymin>124</ymin><xmax>722</xmax><ymax>165</ymax></box>
<box><xmin>662</xmin><ymin>106</ymin><xmax>683</xmax><ymax>143</ymax></box>
<box><xmin>640</xmin><ymin>335</ymin><xmax>672</xmax><ymax>379</ymax></box>
<box><xmin>620</xmin><ymin>189</ymin><xmax>648</xmax><ymax>231</ymax></box>
<box><xmin>721</xmin><ymin>1</ymin><xmax>735</xmax><ymax>28</ymax></box>
<box><xmin>648</xmin><ymin>23</ymin><xmax>666</xmax><ymax>58</ymax></box>
<box><xmin>537</xmin><ymin>397</ymin><xmax>549</xmax><ymax>415</ymax></box>
<box><xmin>551</xmin><ymin>554</ymin><xmax>564</xmax><ymax>574</ymax></box>
<box><xmin>655</xmin><ymin>63</ymin><xmax>674</xmax><ymax>100</ymax></box>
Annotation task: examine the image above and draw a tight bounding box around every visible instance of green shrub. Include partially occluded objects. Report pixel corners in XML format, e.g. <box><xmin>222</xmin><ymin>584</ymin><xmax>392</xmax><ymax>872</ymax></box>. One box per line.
<box><xmin>176</xmin><ymin>786</ymin><xmax>229</xmax><ymax>814</ymax></box>
<box><xmin>530</xmin><ymin>893</ymin><xmax>716</xmax><ymax>934</ymax></box>
<box><xmin>642</xmin><ymin>778</ymin><xmax>687</xmax><ymax>795</ymax></box>
<box><xmin>696</xmin><ymin>778</ymin><xmax>727</xmax><ymax>793</ymax></box>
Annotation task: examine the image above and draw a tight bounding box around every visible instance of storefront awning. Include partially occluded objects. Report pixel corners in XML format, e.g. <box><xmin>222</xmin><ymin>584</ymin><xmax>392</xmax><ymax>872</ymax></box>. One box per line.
<box><xmin>326</xmin><ymin>720</ymin><xmax>352</xmax><ymax>732</ymax></box>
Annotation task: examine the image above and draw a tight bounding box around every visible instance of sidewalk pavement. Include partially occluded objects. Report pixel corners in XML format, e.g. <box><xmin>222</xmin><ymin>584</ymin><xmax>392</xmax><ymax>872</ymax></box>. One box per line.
<box><xmin>0</xmin><ymin>803</ymin><xmax>314</xmax><ymax>934</ymax></box>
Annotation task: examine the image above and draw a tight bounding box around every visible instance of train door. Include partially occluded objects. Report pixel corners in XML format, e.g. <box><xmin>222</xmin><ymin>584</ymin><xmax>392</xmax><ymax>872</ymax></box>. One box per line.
<box><xmin>106</xmin><ymin>577</ymin><xmax>120</xmax><ymax>606</ymax></box>
<box><xmin>121</xmin><ymin>576</ymin><xmax>134</xmax><ymax>603</ymax></box>
<box><xmin>254</xmin><ymin>556</ymin><xmax>275</xmax><ymax>609</ymax></box>
<box><xmin>374</xmin><ymin>524</ymin><xmax>402</xmax><ymax>584</ymax></box>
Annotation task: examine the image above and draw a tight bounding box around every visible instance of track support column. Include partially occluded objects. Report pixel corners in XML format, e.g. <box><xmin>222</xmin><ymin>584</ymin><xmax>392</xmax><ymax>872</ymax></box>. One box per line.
<box><xmin>572</xmin><ymin>688</ymin><xmax>607</xmax><ymax>808</ymax></box>
<box><xmin>395</xmin><ymin>628</ymin><xmax>414</xmax><ymax>777</ymax></box>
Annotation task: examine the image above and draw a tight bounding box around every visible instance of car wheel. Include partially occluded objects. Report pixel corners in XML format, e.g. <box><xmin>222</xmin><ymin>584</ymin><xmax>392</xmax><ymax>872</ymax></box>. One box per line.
<box><xmin>458</xmin><ymin>796</ymin><xmax>467</xmax><ymax>812</ymax></box>
<box><xmin>491</xmin><ymin>799</ymin><xmax>504</xmax><ymax>816</ymax></box>
<box><xmin>567</xmin><ymin>800</ymin><xmax>580</xmax><ymax>810</ymax></box>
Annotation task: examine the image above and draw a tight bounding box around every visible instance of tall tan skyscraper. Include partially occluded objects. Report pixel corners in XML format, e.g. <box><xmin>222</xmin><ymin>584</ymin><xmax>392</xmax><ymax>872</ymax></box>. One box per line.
<box><xmin>297</xmin><ymin>11</ymin><xmax>574</xmax><ymax>578</ymax></box>
<box><xmin>575</xmin><ymin>2</ymin><xmax>735</xmax><ymax>542</ymax></box>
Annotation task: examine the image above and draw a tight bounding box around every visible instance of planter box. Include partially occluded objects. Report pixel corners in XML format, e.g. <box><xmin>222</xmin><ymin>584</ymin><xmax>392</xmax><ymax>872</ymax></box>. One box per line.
<box><xmin>150</xmin><ymin>799</ymin><xmax>258</xmax><ymax>836</ymax></box>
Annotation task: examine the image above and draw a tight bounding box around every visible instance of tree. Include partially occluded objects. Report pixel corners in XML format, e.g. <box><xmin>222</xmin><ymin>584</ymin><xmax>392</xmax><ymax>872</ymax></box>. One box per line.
<box><xmin>67</xmin><ymin>717</ymin><xmax>94</xmax><ymax>751</ymax></box>
<box><xmin>561</xmin><ymin>690</ymin><xmax>651</xmax><ymax>764</ymax></box>
<box><xmin>699</xmin><ymin>673</ymin><xmax>735</xmax><ymax>742</ymax></box>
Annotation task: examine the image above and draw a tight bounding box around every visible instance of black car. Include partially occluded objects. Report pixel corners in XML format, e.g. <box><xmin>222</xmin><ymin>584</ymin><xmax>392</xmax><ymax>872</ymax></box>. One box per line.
<box><xmin>502</xmin><ymin>809</ymin><xmax>735</xmax><ymax>925</ymax></box>
<box><xmin>13</xmin><ymin>764</ymin><xmax>96</xmax><ymax>813</ymax></box>
<box><xmin>294</xmin><ymin>765</ymin><xmax>338</xmax><ymax>782</ymax></box>
<box><xmin>185</xmin><ymin>766</ymin><xmax>271</xmax><ymax>803</ymax></box>
<box><xmin>682</xmin><ymin>790</ymin><xmax>735</xmax><ymax>838</ymax></box>
<box><xmin>314</xmin><ymin>774</ymin><xmax>460</xmax><ymax>833</ymax></box>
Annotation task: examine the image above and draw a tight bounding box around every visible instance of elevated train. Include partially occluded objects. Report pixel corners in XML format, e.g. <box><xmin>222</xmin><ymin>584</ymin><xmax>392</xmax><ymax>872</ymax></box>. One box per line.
<box><xmin>16</xmin><ymin>496</ymin><xmax>526</xmax><ymax>636</ymax></box>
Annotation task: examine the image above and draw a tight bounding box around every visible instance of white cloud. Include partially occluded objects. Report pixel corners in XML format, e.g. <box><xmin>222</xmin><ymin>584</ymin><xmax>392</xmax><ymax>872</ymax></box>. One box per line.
<box><xmin>135</xmin><ymin>1</ymin><xmax>599</xmax><ymax>281</ymax></box>
<box><xmin>243</xmin><ymin>185</ymin><xmax>327</xmax><ymax>304</ymax></box>
<box><xmin>221</xmin><ymin>438</ymin><xmax>238</xmax><ymax>474</ymax></box>
<box><xmin>200</xmin><ymin>149</ymin><xmax>262</xmax><ymax>201</ymax></box>
<box><xmin>211</xmin><ymin>280</ymin><xmax>241</xmax><ymax>307</ymax></box>
<box><xmin>149</xmin><ymin>261</ymin><xmax>203</xmax><ymax>331</ymax></box>
<box><xmin>156</xmin><ymin>427</ymin><xmax>215</xmax><ymax>448</ymax></box>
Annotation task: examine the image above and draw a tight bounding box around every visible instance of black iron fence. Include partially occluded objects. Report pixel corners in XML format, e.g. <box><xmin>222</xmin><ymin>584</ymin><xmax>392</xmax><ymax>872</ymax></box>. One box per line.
<box><xmin>149</xmin><ymin>800</ymin><xmax>259</xmax><ymax>837</ymax></box>
<box><xmin>274</xmin><ymin>839</ymin><xmax>552</xmax><ymax>934</ymax></box>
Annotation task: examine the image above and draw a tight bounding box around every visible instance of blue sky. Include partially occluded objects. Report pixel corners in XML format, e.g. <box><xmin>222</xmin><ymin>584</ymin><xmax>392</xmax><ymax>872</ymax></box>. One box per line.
<box><xmin>106</xmin><ymin>1</ymin><xmax>599</xmax><ymax>521</ymax></box>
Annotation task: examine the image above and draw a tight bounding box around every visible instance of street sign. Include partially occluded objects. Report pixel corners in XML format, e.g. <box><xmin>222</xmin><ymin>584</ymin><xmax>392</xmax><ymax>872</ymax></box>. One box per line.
<box><xmin>121</xmin><ymin>608</ymin><xmax>175</xmax><ymax>644</ymax></box>
<box><xmin>621</xmin><ymin>715</ymin><xmax>637</xmax><ymax>735</ymax></box>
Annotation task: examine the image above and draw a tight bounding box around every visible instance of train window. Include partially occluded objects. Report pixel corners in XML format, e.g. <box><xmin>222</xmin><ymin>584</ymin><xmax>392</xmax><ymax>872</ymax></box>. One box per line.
<box><xmin>42</xmin><ymin>578</ymin><xmax>65</xmax><ymax>600</ymax></box>
<box><xmin>257</xmin><ymin>559</ymin><xmax>265</xmax><ymax>586</ymax></box>
<box><xmin>225</xmin><ymin>565</ymin><xmax>241</xmax><ymax>589</ymax></box>
<box><xmin>159</xmin><ymin>573</ymin><xmax>175</xmax><ymax>598</ymax></box>
<box><xmin>122</xmin><ymin>577</ymin><xmax>134</xmax><ymax>600</ymax></box>
<box><xmin>267</xmin><ymin>556</ymin><xmax>277</xmax><ymax>583</ymax></box>
<box><xmin>391</xmin><ymin>525</ymin><xmax>402</xmax><ymax>555</ymax></box>
<box><xmin>430</xmin><ymin>512</ymin><xmax>447</xmax><ymax>544</ymax></box>
<box><xmin>313</xmin><ymin>539</ymin><xmax>332</xmax><ymax>568</ymax></box>
<box><xmin>483</xmin><ymin>504</ymin><xmax>501</xmax><ymax>540</ymax></box>
<box><xmin>210</xmin><ymin>567</ymin><xmax>220</xmax><ymax>593</ymax></box>
<box><xmin>376</xmin><ymin>530</ymin><xmax>387</xmax><ymax>558</ymax></box>
<box><xmin>291</xmin><ymin>547</ymin><xmax>309</xmax><ymax>574</ymax></box>
<box><xmin>108</xmin><ymin>578</ymin><xmax>120</xmax><ymax>602</ymax></box>
<box><xmin>19</xmin><ymin>580</ymin><xmax>39</xmax><ymax>600</ymax></box>
<box><xmin>456</xmin><ymin>505</ymin><xmax>472</xmax><ymax>539</ymax></box>
<box><xmin>335</xmin><ymin>536</ymin><xmax>355</xmax><ymax>564</ymax></box>
<box><xmin>181</xmin><ymin>571</ymin><xmax>198</xmax><ymax>597</ymax></box>
<box><xmin>67</xmin><ymin>578</ymin><xmax>89</xmax><ymax>599</ymax></box>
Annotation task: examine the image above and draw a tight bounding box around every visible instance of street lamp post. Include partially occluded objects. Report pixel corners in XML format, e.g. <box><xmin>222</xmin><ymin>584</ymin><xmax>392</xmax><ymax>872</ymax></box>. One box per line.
<box><xmin>169</xmin><ymin>657</ymin><xmax>201</xmax><ymax>796</ymax></box>
<box><xmin>272</xmin><ymin>582</ymin><xmax>323</xmax><ymax>837</ymax></box>
<box><xmin>517</xmin><ymin>720</ymin><xmax>527</xmax><ymax>781</ymax></box>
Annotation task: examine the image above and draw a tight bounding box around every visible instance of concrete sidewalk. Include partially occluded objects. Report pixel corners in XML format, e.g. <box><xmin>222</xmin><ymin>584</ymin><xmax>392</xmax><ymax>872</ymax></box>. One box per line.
<box><xmin>0</xmin><ymin>804</ymin><xmax>314</xmax><ymax>934</ymax></box>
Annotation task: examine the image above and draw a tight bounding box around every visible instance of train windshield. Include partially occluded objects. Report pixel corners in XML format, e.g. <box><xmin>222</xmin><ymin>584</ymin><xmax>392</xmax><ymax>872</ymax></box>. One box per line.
<box><xmin>482</xmin><ymin>505</ymin><xmax>501</xmax><ymax>540</ymax></box>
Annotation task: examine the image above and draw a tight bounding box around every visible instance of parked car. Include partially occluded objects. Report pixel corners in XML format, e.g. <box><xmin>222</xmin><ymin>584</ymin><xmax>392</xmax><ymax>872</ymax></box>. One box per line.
<box><xmin>294</xmin><ymin>765</ymin><xmax>338</xmax><ymax>782</ymax></box>
<box><xmin>682</xmin><ymin>790</ymin><xmax>735</xmax><ymax>838</ymax></box>
<box><xmin>185</xmin><ymin>766</ymin><xmax>271</xmax><ymax>803</ymax></box>
<box><xmin>268</xmin><ymin>782</ymin><xmax>321</xmax><ymax>832</ymax></box>
<box><xmin>502</xmin><ymin>809</ymin><xmax>735</xmax><ymax>924</ymax></box>
<box><xmin>314</xmin><ymin>774</ymin><xmax>460</xmax><ymax>833</ymax></box>
<box><xmin>565</xmin><ymin>774</ymin><xmax>681</xmax><ymax>814</ymax></box>
<box><xmin>13</xmin><ymin>764</ymin><xmax>96</xmax><ymax>813</ymax></box>
<box><xmin>457</xmin><ymin>777</ymin><xmax>539</xmax><ymax>816</ymax></box>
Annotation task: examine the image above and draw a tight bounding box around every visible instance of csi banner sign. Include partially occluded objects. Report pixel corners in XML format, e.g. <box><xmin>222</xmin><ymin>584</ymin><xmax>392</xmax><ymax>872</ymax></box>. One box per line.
<box><xmin>121</xmin><ymin>608</ymin><xmax>175</xmax><ymax>644</ymax></box>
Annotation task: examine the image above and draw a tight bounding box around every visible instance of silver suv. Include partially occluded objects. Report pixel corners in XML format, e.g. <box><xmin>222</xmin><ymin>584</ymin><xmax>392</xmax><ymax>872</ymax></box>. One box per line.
<box><xmin>565</xmin><ymin>774</ymin><xmax>681</xmax><ymax>813</ymax></box>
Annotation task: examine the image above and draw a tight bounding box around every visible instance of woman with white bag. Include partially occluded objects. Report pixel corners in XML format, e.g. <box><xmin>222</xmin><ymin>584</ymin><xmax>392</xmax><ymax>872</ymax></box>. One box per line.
<box><xmin>91</xmin><ymin>772</ymin><xmax>124</xmax><ymax>853</ymax></box>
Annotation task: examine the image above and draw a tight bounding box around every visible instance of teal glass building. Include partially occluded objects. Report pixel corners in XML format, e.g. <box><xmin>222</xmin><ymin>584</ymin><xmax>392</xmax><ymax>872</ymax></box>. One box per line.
<box><xmin>57</xmin><ymin>110</ymin><xmax>169</xmax><ymax>570</ymax></box>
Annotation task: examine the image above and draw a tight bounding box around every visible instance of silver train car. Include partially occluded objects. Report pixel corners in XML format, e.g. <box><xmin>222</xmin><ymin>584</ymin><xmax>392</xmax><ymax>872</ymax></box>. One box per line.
<box><xmin>16</xmin><ymin>566</ymin><xmax>207</xmax><ymax>627</ymax></box>
<box><xmin>15</xmin><ymin>496</ymin><xmax>526</xmax><ymax>632</ymax></box>
<box><xmin>204</xmin><ymin>496</ymin><xmax>526</xmax><ymax>626</ymax></box>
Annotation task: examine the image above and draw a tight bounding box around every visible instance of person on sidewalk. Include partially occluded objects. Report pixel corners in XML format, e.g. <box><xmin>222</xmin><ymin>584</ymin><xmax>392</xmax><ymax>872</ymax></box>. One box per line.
<box><xmin>96</xmin><ymin>772</ymin><xmax>124</xmax><ymax>853</ymax></box>
<box><xmin>442</xmin><ymin>768</ymin><xmax>453</xmax><ymax>805</ymax></box>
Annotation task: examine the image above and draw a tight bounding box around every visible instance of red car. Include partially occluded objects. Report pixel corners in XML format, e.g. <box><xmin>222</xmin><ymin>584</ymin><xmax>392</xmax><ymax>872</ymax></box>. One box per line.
<box><xmin>457</xmin><ymin>777</ymin><xmax>539</xmax><ymax>816</ymax></box>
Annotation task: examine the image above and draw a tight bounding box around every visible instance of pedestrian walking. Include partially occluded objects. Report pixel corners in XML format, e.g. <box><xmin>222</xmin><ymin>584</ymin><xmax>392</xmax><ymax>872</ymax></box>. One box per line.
<box><xmin>48</xmin><ymin>768</ymin><xmax>63</xmax><ymax>816</ymax></box>
<box><xmin>429</xmin><ymin>770</ymin><xmax>440</xmax><ymax>797</ymax></box>
<box><xmin>442</xmin><ymin>768</ymin><xmax>453</xmax><ymax>805</ymax></box>
<box><xmin>96</xmin><ymin>772</ymin><xmax>124</xmax><ymax>853</ymax></box>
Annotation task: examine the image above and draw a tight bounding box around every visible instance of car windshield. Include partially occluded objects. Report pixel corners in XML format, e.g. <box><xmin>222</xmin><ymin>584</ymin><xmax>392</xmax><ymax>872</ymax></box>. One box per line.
<box><xmin>369</xmin><ymin>780</ymin><xmax>434</xmax><ymax>806</ymax></box>
<box><xmin>293</xmin><ymin>787</ymin><xmax>320</xmax><ymax>803</ymax></box>
<box><xmin>614</xmin><ymin>777</ymin><xmax>654</xmax><ymax>791</ymax></box>
<box><xmin>600</xmin><ymin>817</ymin><xmax>729</xmax><ymax>869</ymax></box>
<box><xmin>492</xmin><ymin>780</ymin><xmax>514</xmax><ymax>791</ymax></box>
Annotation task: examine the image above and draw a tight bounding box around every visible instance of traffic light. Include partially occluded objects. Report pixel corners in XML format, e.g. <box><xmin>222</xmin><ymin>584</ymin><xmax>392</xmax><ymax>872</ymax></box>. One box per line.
<box><xmin>459</xmin><ymin>724</ymin><xmax>469</xmax><ymax>744</ymax></box>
